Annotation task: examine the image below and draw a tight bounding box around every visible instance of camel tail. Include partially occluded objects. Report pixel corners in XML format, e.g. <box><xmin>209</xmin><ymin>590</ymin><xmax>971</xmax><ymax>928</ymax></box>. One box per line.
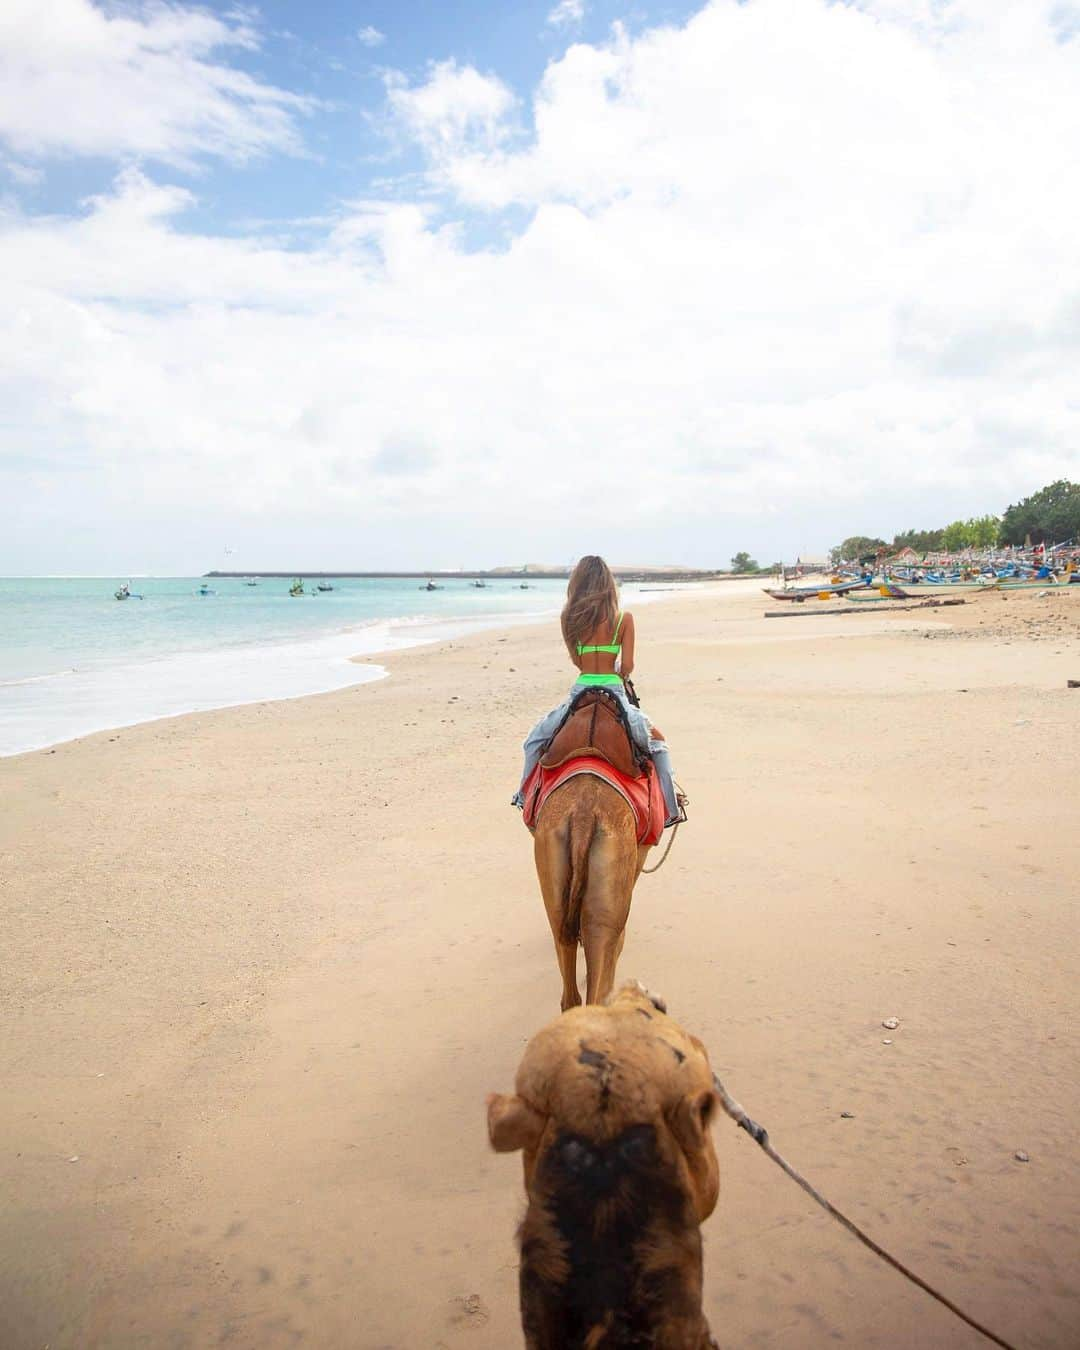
<box><xmin>561</xmin><ymin>805</ymin><xmax>597</xmax><ymax>945</ymax></box>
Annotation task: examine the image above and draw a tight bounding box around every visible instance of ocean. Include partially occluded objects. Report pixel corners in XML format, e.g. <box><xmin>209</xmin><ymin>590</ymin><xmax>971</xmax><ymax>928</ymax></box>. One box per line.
<box><xmin>0</xmin><ymin>575</ymin><xmax>666</xmax><ymax>757</ymax></box>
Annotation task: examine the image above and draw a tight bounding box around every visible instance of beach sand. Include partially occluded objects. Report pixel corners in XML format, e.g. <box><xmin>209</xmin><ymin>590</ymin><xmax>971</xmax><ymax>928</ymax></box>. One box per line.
<box><xmin>2</xmin><ymin>582</ymin><xmax>1078</xmax><ymax>1348</ymax></box>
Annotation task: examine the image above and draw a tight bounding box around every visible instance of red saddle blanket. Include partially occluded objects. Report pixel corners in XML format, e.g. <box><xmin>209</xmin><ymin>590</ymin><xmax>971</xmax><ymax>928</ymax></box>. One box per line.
<box><xmin>521</xmin><ymin>756</ymin><xmax>666</xmax><ymax>847</ymax></box>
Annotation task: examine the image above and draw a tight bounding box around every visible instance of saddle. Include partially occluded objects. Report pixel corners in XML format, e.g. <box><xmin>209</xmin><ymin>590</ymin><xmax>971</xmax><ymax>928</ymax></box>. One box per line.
<box><xmin>540</xmin><ymin>689</ymin><xmax>645</xmax><ymax>780</ymax></box>
<box><xmin>521</xmin><ymin>757</ymin><xmax>666</xmax><ymax>846</ymax></box>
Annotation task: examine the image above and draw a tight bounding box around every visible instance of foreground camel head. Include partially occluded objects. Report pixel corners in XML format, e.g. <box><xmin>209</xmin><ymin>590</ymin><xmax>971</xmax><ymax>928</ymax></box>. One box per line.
<box><xmin>488</xmin><ymin>983</ymin><xmax>720</xmax><ymax>1349</ymax></box>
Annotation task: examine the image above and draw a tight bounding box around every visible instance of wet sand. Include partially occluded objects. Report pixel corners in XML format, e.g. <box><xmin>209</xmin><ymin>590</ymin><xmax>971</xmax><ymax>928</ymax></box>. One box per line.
<box><xmin>2</xmin><ymin>582</ymin><xmax>1078</xmax><ymax>1348</ymax></box>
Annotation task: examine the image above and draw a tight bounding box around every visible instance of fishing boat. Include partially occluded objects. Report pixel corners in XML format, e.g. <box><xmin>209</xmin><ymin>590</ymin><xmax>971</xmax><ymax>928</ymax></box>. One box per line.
<box><xmin>244</xmin><ymin>578</ymin><xmax>258</xmax><ymax>586</ymax></box>
<box><xmin>289</xmin><ymin>578</ymin><xmax>304</xmax><ymax>597</ymax></box>
<box><xmin>763</xmin><ymin>578</ymin><xmax>870</xmax><ymax>602</ymax></box>
<box><xmin>197</xmin><ymin>584</ymin><xmax>214</xmax><ymax>596</ymax></box>
<box><xmin>472</xmin><ymin>580</ymin><xmax>487</xmax><ymax>588</ymax></box>
<box><xmin>114</xmin><ymin>582</ymin><xmax>143</xmax><ymax>600</ymax></box>
<box><xmin>316</xmin><ymin>581</ymin><xmax>334</xmax><ymax>592</ymax></box>
<box><xmin>421</xmin><ymin>580</ymin><xmax>440</xmax><ymax>591</ymax></box>
<box><xmin>876</xmin><ymin>581</ymin><xmax>912</xmax><ymax>600</ymax></box>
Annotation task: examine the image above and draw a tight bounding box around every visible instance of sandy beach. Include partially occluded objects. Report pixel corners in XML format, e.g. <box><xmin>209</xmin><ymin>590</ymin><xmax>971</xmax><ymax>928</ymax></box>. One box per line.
<box><xmin>2</xmin><ymin>580</ymin><xmax>1078</xmax><ymax>1349</ymax></box>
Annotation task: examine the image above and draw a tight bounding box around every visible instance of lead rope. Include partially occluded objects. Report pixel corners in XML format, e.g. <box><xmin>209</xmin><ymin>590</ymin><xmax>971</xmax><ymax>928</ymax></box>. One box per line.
<box><xmin>642</xmin><ymin>781</ymin><xmax>686</xmax><ymax>874</ymax></box>
<box><xmin>642</xmin><ymin>822</ymin><xmax>679</xmax><ymax>873</ymax></box>
<box><xmin>710</xmin><ymin>1072</ymin><xmax>1021</xmax><ymax>1350</ymax></box>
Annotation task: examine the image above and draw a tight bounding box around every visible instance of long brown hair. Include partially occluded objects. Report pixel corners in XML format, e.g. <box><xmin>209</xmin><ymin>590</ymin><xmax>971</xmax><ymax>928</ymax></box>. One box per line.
<box><xmin>561</xmin><ymin>556</ymin><xmax>619</xmax><ymax>658</ymax></box>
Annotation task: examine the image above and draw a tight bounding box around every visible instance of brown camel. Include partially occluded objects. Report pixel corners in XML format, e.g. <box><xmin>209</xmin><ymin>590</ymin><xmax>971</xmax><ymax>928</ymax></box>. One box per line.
<box><xmin>533</xmin><ymin>775</ymin><xmax>649</xmax><ymax>1011</ymax></box>
<box><xmin>488</xmin><ymin>982</ymin><xmax>721</xmax><ymax>1349</ymax></box>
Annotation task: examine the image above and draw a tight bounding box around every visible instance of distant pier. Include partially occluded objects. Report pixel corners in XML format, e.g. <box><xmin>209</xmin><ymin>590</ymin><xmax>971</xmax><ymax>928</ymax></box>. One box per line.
<box><xmin>204</xmin><ymin>569</ymin><xmax>730</xmax><ymax>583</ymax></box>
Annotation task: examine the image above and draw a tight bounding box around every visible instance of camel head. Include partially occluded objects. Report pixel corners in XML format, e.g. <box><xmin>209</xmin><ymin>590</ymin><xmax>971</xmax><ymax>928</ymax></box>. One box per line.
<box><xmin>488</xmin><ymin>983</ymin><xmax>721</xmax><ymax>1348</ymax></box>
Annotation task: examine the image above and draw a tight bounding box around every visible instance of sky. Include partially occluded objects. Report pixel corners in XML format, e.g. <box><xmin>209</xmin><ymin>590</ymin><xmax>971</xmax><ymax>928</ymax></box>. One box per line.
<box><xmin>2</xmin><ymin>0</ymin><xmax>1079</xmax><ymax>574</ymax></box>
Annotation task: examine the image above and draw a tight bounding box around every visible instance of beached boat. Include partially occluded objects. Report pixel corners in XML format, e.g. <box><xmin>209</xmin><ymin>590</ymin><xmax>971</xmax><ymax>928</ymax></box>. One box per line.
<box><xmin>877</xmin><ymin>581</ymin><xmax>912</xmax><ymax>599</ymax></box>
<box><xmin>763</xmin><ymin>579</ymin><xmax>869</xmax><ymax>601</ymax></box>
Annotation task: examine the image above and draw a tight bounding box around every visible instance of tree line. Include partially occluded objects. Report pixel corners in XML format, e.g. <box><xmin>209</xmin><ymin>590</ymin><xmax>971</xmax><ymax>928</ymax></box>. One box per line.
<box><xmin>831</xmin><ymin>479</ymin><xmax>1080</xmax><ymax>562</ymax></box>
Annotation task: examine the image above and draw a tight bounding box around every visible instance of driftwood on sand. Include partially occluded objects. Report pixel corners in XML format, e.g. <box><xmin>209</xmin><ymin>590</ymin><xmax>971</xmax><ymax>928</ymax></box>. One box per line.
<box><xmin>764</xmin><ymin>597</ymin><xmax>967</xmax><ymax>619</ymax></box>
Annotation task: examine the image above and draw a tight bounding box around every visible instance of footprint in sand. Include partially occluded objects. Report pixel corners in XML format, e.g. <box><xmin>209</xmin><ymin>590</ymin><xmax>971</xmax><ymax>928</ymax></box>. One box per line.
<box><xmin>449</xmin><ymin>1293</ymin><xmax>490</xmax><ymax>1329</ymax></box>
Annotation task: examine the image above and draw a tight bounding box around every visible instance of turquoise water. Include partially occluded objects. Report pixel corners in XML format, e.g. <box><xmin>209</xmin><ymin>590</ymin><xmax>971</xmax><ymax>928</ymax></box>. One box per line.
<box><xmin>0</xmin><ymin>575</ymin><xmax>573</xmax><ymax>756</ymax></box>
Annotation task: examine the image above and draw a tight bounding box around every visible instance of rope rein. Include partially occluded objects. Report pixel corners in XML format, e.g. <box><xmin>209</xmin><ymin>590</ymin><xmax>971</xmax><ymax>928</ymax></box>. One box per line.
<box><xmin>642</xmin><ymin>821</ymin><xmax>679</xmax><ymax>873</ymax></box>
<box><xmin>710</xmin><ymin>1073</ymin><xmax>1021</xmax><ymax>1350</ymax></box>
<box><xmin>642</xmin><ymin>782</ymin><xmax>686</xmax><ymax>874</ymax></box>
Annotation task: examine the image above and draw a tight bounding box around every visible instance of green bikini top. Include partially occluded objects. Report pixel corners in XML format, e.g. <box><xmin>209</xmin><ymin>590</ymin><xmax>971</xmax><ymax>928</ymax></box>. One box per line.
<box><xmin>577</xmin><ymin>611</ymin><xmax>624</xmax><ymax>657</ymax></box>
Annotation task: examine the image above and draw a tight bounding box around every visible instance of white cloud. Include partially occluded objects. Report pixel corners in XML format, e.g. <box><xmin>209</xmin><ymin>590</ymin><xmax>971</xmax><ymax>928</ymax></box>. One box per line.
<box><xmin>385</xmin><ymin>60</ymin><xmax>516</xmax><ymax>160</ymax></box>
<box><xmin>3</xmin><ymin>0</ymin><xmax>1080</xmax><ymax>570</ymax></box>
<box><xmin>547</xmin><ymin>0</ymin><xmax>586</xmax><ymax>27</ymax></box>
<box><xmin>2</xmin><ymin>157</ymin><xmax>44</xmax><ymax>186</ymax></box>
<box><xmin>358</xmin><ymin>25</ymin><xmax>385</xmax><ymax>48</ymax></box>
<box><xmin>0</xmin><ymin>0</ymin><xmax>313</xmax><ymax>166</ymax></box>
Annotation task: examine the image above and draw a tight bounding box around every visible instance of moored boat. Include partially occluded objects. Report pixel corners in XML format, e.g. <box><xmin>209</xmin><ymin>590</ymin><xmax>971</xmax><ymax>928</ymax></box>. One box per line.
<box><xmin>763</xmin><ymin>578</ymin><xmax>870</xmax><ymax>601</ymax></box>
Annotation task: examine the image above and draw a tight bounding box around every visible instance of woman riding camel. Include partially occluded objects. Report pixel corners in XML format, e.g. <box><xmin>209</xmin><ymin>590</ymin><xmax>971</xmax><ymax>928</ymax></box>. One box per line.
<box><xmin>512</xmin><ymin>555</ymin><xmax>684</xmax><ymax>827</ymax></box>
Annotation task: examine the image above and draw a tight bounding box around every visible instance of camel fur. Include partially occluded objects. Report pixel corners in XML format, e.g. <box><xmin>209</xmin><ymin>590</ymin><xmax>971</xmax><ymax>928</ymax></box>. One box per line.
<box><xmin>533</xmin><ymin>775</ymin><xmax>649</xmax><ymax>1010</ymax></box>
<box><xmin>488</xmin><ymin>983</ymin><xmax>721</xmax><ymax>1350</ymax></box>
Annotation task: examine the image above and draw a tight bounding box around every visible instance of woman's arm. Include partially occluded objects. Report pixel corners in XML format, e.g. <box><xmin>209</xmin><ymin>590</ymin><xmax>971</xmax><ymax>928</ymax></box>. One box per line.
<box><xmin>619</xmin><ymin>611</ymin><xmax>636</xmax><ymax>678</ymax></box>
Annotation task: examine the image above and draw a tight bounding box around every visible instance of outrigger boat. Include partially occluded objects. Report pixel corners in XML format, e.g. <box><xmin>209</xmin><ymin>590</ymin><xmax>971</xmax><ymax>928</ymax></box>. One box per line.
<box><xmin>763</xmin><ymin>578</ymin><xmax>870</xmax><ymax>602</ymax></box>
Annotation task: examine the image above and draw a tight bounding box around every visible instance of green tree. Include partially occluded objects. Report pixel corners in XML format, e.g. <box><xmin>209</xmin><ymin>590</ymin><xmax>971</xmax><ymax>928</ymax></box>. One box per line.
<box><xmin>833</xmin><ymin>536</ymin><xmax>887</xmax><ymax>564</ymax></box>
<box><xmin>893</xmin><ymin>527</ymin><xmax>945</xmax><ymax>552</ymax></box>
<box><xmin>942</xmin><ymin>520</ymin><xmax>974</xmax><ymax>551</ymax></box>
<box><xmin>968</xmin><ymin>514</ymin><xmax>1000</xmax><ymax>548</ymax></box>
<box><xmin>730</xmin><ymin>551</ymin><xmax>759</xmax><ymax>573</ymax></box>
<box><xmin>999</xmin><ymin>480</ymin><xmax>1080</xmax><ymax>546</ymax></box>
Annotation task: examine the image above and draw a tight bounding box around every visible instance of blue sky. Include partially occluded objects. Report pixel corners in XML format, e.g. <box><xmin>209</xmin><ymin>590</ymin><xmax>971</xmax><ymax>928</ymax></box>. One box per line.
<box><xmin>2</xmin><ymin>0</ymin><xmax>1079</xmax><ymax>574</ymax></box>
<box><xmin>26</xmin><ymin>1</ymin><xmax>703</xmax><ymax>236</ymax></box>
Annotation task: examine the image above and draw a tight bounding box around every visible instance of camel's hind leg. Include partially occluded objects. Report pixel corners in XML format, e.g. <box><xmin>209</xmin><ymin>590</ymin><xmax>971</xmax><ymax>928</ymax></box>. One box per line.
<box><xmin>534</xmin><ymin>822</ymin><xmax>581</xmax><ymax>1011</ymax></box>
<box><xmin>580</xmin><ymin>817</ymin><xmax>637</xmax><ymax>1006</ymax></box>
<box><xmin>554</xmin><ymin>937</ymin><xmax>579</xmax><ymax>1012</ymax></box>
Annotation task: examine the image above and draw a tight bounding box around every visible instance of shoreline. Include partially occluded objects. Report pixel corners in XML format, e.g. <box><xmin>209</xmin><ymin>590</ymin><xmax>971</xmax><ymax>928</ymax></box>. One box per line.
<box><xmin>203</xmin><ymin>568</ymin><xmax>737</xmax><ymax>581</ymax></box>
<box><xmin>0</xmin><ymin>581</ymin><xmax>716</xmax><ymax>760</ymax></box>
<box><xmin>2</xmin><ymin>583</ymin><xmax>1077</xmax><ymax>1348</ymax></box>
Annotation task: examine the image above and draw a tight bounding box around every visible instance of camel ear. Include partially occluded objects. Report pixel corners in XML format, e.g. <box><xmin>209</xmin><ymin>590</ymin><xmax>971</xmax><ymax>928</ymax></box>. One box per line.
<box><xmin>668</xmin><ymin>1088</ymin><xmax>718</xmax><ymax>1156</ymax></box>
<box><xmin>487</xmin><ymin>1093</ymin><xmax>545</xmax><ymax>1153</ymax></box>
